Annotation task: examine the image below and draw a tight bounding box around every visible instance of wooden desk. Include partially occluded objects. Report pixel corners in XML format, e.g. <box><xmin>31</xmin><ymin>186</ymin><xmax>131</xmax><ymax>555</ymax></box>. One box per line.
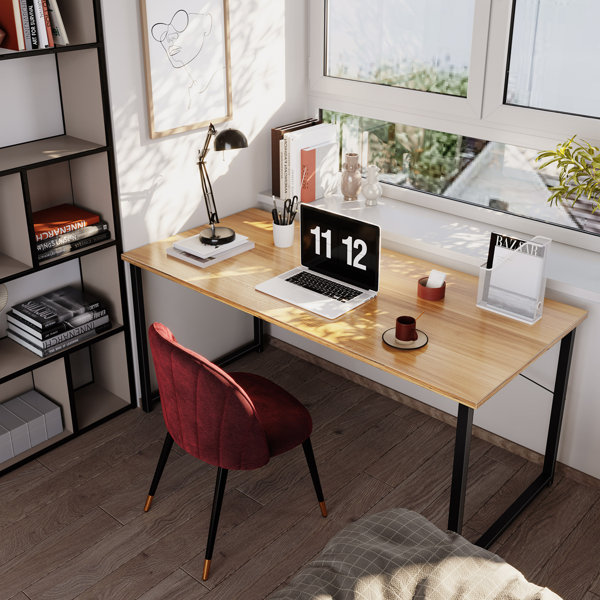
<box><xmin>122</xmin><ymin>208</ymin><xmax>586</xmax><ymax>548</ymax></box>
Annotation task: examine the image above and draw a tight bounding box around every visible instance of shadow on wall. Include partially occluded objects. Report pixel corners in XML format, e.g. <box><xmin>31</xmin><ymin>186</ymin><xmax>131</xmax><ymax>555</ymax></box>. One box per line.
<box><xmin>111</xmin><ymin>0</ymin><xmax>304</xmax><ymax>251</ymax></box>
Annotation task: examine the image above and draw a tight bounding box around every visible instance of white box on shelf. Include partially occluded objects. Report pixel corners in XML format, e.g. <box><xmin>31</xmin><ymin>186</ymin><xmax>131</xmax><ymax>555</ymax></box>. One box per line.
<box><xmin>477</xmin><ymin>236</ymin><xmax>551</xmax><ymax>324</ymax></box>
<box><xmin>19</xmin><ymin>390</ymin><xmax>64</xmax><ymax>438</ymax></box>
<box><xmin>0</xmin><ymin>404</ymin><xmax>32</xmax><ymax>456</ymax></box>
<box><xmin>3</xmin><ymin>397</ymin><xmax>48</xmax><ymax>447</ymax></box>
<box><xmin>0</xmin><ymin>424</ymin><xmax>14</xmax><ymax>463</ymax></box>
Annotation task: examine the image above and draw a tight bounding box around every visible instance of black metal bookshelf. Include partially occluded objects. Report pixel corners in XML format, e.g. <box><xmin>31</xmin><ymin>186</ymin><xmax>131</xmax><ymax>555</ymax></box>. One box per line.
<box><xmin>0</xmin><ymin>0</ymin><xmax>135</xmax><ymax>476</ymax></box>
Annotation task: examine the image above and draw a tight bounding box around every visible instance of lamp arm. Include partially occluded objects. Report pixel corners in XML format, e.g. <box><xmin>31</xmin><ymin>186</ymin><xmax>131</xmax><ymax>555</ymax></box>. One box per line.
<box><xmin>197</xmin><ymin>124</ymin><xmax>219</xmax><ymax>226</ymax></box>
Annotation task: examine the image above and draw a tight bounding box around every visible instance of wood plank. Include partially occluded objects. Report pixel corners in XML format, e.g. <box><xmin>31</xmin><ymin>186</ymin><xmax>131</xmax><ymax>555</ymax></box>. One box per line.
<box><xmin>36</xmin><ymin>407</ymin><xmax>167</xmax><ymax>472</ymax></box>
<box><xmin>234</xmin><ymin>389</ymin><xmax>397</xmax><ymax>506</ymax></box>
<box><xmin>367</xmin><ymin>435</ymin><xmax>490</xmax><ymax>520</ymax></box>
<box><xmin>0</xmin><ymin>459</ymin><xmax>51</xmax><ymax>503</ymax></box>
<box><xmin>0</xmin><ymin>440</ymin><xmax>191</xmax><ymax>565</ymax></box>
<box><xmin>0</xmin><ymin>508</ymin><xmax>120</xmax><ymax>600</ymax></box>
<box><xmin>0</xmin><ymin>450</ymin><xmax>114</xmax><ymax>530</ymax></box>
<box><xmin>23</xmin><ymin>458</ymin><xmax>223</xmax><ymax>600</ymax></box>
<box><xmin>493</xmin><ymin>477</ymin><xmax>598</xmax><ymax>582</ymax></box>
<box><xmin>468</xmin><ymin>460</ymin><xmax>540</xmax><ymax>539</ymax></box>
<box><xmin>73</xmin><ymin>490</ymin><xmax>260</xmax><ymax>600</ymax></box>
<box><xmin>423</xmin><ymin>451</ymin><xmax>520</xmax><ymax>533</ymax></box>
<box><xmin>534</xmin><ymin>499</ymin><xmax>600</xmax><ymax>599</ymax></box>
<box><xmin>198</xmin><ymin>473</ymin><xmax>392</xmax><ymax>599</ymax></box>
<box><xmin>366</xmin><ymin>416</ymin><xmax>455</xmax><ymax>487</ymax></box>
<box><xmin>122</xmin><ymin>208</ymin><xmax>587</xmax><ymax>409</ymax></box>
<box><xmin>136</xmin><ymin>570</ymin><xmax>208</xmax><ymax>600</ymax></box>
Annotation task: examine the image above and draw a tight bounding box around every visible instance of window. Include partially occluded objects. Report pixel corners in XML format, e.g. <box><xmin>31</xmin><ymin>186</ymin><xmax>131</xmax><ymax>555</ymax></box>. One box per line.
<box><xmin>309</xmin><ymin>0</ymin><xmax>600</xmax><ymax>250</ymax></box>
<box><xmin>323</xmin><ymin>110</ymin><xmax>599</xmax><ymax>236</ymax></box>
<box><xmin>506</xmin><ymin>0</ymin><xmax>600</xmax><ymax>118</ymax></box>
<box><xmin>326</xmin><ymin>0</ymin><xmax>474</xmax><ymax>97</ymax></box>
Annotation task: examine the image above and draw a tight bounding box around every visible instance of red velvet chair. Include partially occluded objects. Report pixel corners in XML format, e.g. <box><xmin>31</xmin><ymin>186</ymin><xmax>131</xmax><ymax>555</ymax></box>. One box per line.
<box><xmin>144</xmin><ymin>322</ymin><xmax>327</xmax><ymax>580</ymax></box>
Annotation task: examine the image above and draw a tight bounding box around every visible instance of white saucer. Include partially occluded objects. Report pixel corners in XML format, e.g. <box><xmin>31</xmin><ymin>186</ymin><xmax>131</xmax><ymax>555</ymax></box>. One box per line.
<box><xmin>382</xmin><ymin>328</ymin><xmax>428</xmax><ymax>350</ymax></box>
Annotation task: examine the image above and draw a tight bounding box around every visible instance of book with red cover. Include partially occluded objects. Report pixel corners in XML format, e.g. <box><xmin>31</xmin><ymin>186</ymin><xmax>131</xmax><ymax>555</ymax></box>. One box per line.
<box><xmin>300</xmin><ymin>141</ymin><xmax>338</xmax><ymax>203</ymax></box>
<box><xmin>0</xmin><ymin>0</ymin><xmax>26</xmax><ymax>50</ymax></box>
<box><xmin>40</xmin><ymin>0</ymin><xmax>54</xmax><ymax>47</ymax></box>
<box><xmin>33</xmin><ymin>204</ymin><xmax>101</xmax><ymax>242</ymax></box>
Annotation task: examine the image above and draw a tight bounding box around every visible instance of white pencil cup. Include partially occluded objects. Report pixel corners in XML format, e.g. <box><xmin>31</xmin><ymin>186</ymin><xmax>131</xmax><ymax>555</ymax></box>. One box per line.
<box><xmin>273</xmin><ymin>223</ymin><xmax>295</xmax><ymax>248</ymax></box>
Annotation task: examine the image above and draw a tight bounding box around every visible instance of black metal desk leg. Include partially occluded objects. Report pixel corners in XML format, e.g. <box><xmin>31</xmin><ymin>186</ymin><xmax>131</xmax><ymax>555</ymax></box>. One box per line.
<box><xmin>254</xmin><ymin>316</ymin><xmax>264</xmax><ymax>353</ymax></box>
<box><xmin>130</xmin><ymin>265</ymin><xmax>153</xmax><ymax>412</ymax></box>
<box><xmin>543</xmin><ymin>329</ymin><xmax>576</xmax><ymax>483</ymax></box>
<box><xmin>448</xmin><ymin>403</ymin><xmax>474</xmax><ymax>533</ymax></box>
<box><xmin>475</xmin><ymin>328</ymin><xmax>577</xmax><ymax>549</ymax></box>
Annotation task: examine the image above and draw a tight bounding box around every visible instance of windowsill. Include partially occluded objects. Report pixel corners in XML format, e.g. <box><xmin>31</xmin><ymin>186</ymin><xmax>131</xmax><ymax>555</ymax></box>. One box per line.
<box><xmin>257</xmin><ymin>191</ymin><xmax>600</xmax><ymax>303</ymax></box>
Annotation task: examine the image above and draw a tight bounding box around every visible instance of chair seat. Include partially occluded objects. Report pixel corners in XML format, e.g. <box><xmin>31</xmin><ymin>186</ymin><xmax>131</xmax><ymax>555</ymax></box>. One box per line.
<box><xmin>229</xmin><ymin>372</ymin><xmax>312</xmax><ymax>458</ymax></box>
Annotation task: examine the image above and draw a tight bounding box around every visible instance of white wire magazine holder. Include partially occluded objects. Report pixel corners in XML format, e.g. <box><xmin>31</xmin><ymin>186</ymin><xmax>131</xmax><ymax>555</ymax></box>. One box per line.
<box><xmin>477</xmin><ymin>236</ymin><xmax>551</xmax><ymax>324</ymax></box>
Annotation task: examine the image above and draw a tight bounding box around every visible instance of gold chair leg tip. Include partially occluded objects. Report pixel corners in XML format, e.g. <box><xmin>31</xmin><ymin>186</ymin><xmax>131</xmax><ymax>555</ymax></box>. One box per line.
<box><xmin>319</xmin><ymin>501</ymin><xmax>328</xmax><ymax>518</ymax></box>
<box><xmin>202</xmin><ymin>559</ymin><xmax>211</xmax><ymax>581</ymax></box>
<box><xmin>144</xmin><ymin>495</ymin><xmax>153</xmax><ymax>512</ymax></box>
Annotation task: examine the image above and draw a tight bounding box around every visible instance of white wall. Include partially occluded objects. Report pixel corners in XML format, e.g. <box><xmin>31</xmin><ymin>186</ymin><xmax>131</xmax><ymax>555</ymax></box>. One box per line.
<box><xmin>100</xmin><ymin>0</ymin><xmax>309</xmax><ymax>360</ymax></box>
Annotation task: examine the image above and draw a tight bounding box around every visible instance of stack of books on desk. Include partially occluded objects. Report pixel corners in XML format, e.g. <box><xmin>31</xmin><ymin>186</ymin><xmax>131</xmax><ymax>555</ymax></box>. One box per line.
<box><xmin>33</xmin><ymin>204</ymin><xmax>111</xmax><ymax>261</ymax></box>
<box><xmin>271</xmin><ymin>118</ymin><xmax>338</xmax><ymax>202</ymax></box>
<box><xmin>167</xmin><ymin>233</ymin><xmax>254</xmax><ymax>268</ymax></box>
<box><xmin>6</xmin><ymin>286</ymin><xmax>110</xmax><ymax>357</ymax></box>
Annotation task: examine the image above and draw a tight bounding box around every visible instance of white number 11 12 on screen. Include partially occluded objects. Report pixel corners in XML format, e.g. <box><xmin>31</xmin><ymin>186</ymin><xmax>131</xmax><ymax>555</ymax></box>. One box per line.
<box><xmin>310</xmin><ymin>225</ymin><xmax>367</xmax><ymax>271</ymax></box>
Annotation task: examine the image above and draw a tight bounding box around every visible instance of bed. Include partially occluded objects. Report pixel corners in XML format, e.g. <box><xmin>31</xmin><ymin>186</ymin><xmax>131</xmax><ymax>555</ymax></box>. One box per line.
<box><xmin>268</xmin><ymin>509</ymin><xmax>561</xmax><ymax>600</ymax></box>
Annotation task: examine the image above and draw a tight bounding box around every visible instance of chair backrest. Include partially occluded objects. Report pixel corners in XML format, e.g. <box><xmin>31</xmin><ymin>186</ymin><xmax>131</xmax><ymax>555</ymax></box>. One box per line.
<box><xmin>148</xmin><ymin>323</ymin><xmax>270</xmax><ymax>470</ymax></box>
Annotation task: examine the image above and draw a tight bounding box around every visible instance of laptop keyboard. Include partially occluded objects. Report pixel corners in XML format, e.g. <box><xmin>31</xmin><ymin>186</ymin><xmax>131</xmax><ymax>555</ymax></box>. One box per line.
<box><xmin>286</xmin><ymin>271</ymin><xmax>362</xmax><ymax>302</ymax></box>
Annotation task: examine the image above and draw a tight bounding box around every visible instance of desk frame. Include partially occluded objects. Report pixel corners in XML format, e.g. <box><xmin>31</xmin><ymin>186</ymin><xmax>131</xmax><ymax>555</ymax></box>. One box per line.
<box><xmin>128</xmin><ymin>261</ymin><xmax>576</xmax><ymax>549</ymax></box>
<box><xmin>123</xmin><ymin>209</ymin><xmax>584</xmax><ymax>551</ymax></box>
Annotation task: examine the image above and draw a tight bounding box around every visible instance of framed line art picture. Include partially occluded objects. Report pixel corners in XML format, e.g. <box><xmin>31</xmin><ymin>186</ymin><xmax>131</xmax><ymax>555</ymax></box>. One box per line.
<box><xmin>140</xmin><ymin>0</ymin><xmax>233</xmax><ymax>138</ymax></box>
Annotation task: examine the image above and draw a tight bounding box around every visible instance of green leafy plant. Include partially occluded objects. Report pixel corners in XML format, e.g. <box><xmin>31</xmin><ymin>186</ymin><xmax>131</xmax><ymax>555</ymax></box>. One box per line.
<box><xmin>536</xmin><ymin>135</ymin><xmax>600</xmax><ymax>213</ymax></box>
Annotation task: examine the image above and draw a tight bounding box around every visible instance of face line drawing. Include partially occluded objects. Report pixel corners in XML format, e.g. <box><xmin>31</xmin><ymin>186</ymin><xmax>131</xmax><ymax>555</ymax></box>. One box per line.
<box><xmin>151</xmin><ymin>9</ymin><xmax>213</xmax><ymax>69</ymax></box>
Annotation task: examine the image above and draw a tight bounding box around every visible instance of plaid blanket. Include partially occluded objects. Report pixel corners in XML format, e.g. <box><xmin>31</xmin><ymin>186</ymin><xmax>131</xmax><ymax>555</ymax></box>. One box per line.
<box><xmin>269</xmin><ymin>509</ymin><xmax>561</xmax><ymax>600</ymax></box>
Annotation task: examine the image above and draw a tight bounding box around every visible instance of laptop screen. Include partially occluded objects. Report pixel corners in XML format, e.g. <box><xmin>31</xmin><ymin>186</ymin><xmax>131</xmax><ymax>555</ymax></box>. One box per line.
<box><xmin>300</xmin><ymin>204</ymin><xmax>380</xmax><ymax>291</ymax></box>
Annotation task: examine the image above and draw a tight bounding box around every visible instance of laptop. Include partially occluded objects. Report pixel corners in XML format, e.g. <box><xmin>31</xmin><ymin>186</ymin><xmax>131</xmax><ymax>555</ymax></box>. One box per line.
<box><xmin>255</xmin><ymin>204</ymin><xmax>380</xmax><ymax>319</ymax></box>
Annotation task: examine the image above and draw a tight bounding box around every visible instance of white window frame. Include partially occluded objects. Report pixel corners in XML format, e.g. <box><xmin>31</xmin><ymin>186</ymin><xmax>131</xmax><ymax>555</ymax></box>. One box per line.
<box><xmin>307</xmin><ymin>0</ymin><xmax>600</xmax><ymax>253</ymax></box>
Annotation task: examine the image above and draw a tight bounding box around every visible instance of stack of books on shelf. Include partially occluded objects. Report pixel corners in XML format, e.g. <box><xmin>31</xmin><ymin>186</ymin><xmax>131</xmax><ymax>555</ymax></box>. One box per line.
<box><xmin>271</xmin><ymin>118</ymin><xmax>338</xmax><ymax>203</ymax></box>
<box><xmin>6</xmin><ymin>285</ymin><xmax>110</xmax><ymax>357</ymax></box>
<box><xmin>0</xmin><ymin>0</ymin><xmax>69</xmax><ymax>51</ymax></box>
<box><xmin>167</xmin><ymin>233</ymin><xmax>255</xmax><ymax>268</ymax></box>
<box><xmin>33</xmin><ymin>203</ymin><xmax>111</xmax><ymax>261</ymax></box>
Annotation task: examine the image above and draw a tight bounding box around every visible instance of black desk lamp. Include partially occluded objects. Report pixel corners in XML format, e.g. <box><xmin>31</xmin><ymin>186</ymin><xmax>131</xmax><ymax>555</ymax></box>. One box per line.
<box><xmin>197</xmin><ymin>123</ymin><xmax>248</xmax><ymax>245</ymax></box>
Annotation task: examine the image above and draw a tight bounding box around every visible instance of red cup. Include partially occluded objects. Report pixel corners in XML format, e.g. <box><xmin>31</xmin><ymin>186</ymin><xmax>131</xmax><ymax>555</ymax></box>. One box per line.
<box><xmin>396</xmin><ymin>316</ymin><xmax>418</xmax><ymax>342</ymax></box>
<box><xmin>417</xmin><ymin>277</ymin><xmax>446</xmax><ymax>301</ymax></box>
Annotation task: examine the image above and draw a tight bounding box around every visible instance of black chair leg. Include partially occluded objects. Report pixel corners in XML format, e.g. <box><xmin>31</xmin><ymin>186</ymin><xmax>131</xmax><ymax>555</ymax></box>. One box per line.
<box><xmin>302</xmin><ymin>438</ymin><xmax>327</xmax><ymax>517</ymax></box>
<box><xmin>203</xmin><ymin>467</ymin><xmax>229</xmax><ymax>581</ymax></box>
<box><xmin>144</xmin><ymin>432</ymin><xmax>174</xmax><ymax>512</ymax></box>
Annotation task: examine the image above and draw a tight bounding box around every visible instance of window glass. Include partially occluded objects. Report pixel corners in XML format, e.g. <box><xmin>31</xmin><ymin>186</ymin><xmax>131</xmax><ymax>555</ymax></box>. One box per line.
<box><xmin>325</xmin><ymin>0</ymin><xmax>474</xmax><ymax>97</ymax></box>
<box><xmin>323</xmin><ymin>110</ymin><xmax>600</xmax><ymax>236</ymax></box>
<box><xmin>506</xmin><ymin>0</ymin><xmax>600</xmax><ymax>118</ymax></box>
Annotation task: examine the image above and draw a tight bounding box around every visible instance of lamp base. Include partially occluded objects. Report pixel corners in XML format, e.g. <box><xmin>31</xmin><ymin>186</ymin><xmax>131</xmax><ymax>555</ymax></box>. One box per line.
<box><xmin>199</xmin><ymin>226</ymin><xmax>236</xmax><ymax>246</ymax></box>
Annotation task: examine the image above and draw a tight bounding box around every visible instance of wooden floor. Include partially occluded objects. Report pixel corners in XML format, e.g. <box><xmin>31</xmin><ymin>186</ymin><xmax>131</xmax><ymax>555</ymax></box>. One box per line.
<box><xmin>2</xmin><ymin>343</ymin><xmax>600</xmax><ymax>600</ymax></box>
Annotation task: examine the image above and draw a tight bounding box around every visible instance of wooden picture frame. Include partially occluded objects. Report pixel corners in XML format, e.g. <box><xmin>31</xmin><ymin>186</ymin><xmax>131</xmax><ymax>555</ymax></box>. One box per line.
<box><xmin>140</xmin><ymin>0</ymin><xmax>233</xmax><ymax>139</ymax></box>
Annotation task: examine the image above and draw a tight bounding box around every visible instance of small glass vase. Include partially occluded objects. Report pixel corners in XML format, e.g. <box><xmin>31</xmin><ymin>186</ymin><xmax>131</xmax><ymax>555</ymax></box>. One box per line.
<box><xmin>340</xmin><ymin>153</ymin><xmax>361</xmax><ymax>201</ymax></box>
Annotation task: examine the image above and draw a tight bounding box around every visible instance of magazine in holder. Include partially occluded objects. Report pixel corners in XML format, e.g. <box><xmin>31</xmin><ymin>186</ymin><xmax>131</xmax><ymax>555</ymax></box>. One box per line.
<box><xmin>477</xmin><ymin>236</ymin><xmax>551</xmax><ymax>324</ymax></box>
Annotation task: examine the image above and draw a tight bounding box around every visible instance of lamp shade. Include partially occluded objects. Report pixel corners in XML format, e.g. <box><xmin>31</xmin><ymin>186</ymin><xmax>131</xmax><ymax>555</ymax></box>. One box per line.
<box><xmin>214</xmin><ymin>128</ymin><xmax>248</xmax><ymax>151</ymax></box>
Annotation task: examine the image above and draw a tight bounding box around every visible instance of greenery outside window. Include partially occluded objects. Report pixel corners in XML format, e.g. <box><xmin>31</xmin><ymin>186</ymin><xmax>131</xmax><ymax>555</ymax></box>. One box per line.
<box><xmin>322</xmin><ymin>110</ymin><xmax>600</xmax><ymax>237</ymax></box>
<box><xmin>325</xmin><ymin>0</ymin><xmax>474</xmax><ymax>98</ymax></box>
